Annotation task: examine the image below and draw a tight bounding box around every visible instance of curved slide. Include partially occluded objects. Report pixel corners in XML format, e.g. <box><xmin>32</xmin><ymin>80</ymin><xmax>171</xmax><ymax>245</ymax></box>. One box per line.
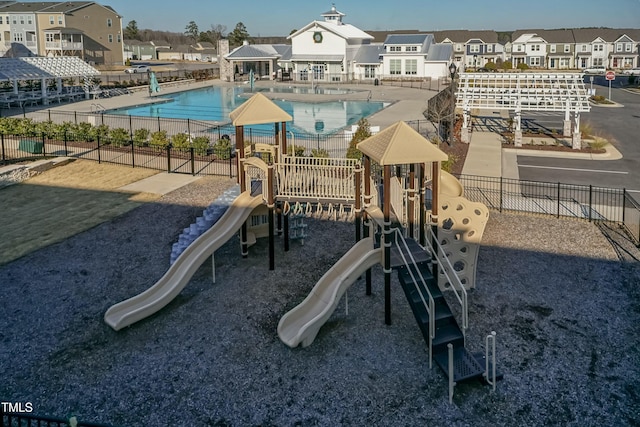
<box><xmin>105</xmin><ymin>191</ymin><xmax>263</xmax><ymax>331</ymax></box>
<box><xmin>440</xmin><ymin>170</ymin><xmax>464</xmax><ymax>198</ymax></box>
<box><xmin>278</xmin><ymin>237</ymin><xmax>383</xmax><ymax>348</ymax></box>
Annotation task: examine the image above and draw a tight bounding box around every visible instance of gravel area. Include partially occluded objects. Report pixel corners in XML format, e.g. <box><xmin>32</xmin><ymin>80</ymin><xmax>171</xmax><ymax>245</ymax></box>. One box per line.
<box><xmin>1</xmin><ymin>176</ymin><xmax>639</xmax><ymax>426</ymax></box>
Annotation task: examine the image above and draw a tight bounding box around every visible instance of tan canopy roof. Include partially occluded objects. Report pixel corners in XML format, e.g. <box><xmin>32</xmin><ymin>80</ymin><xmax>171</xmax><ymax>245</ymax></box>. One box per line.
<box><xmin>357</xmin><ymin>121</ymin><xmax>448</xmax><ymax>165</ymax></box>
<box><xmin>229</xmin><ymin>92</ymin><xmax>292</xmax><ymax>126</ymax></box>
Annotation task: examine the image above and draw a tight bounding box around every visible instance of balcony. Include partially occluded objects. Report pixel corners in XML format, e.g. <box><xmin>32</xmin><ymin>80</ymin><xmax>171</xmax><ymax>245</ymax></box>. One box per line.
<box><xmin>45</xmin><ymin>41</ymin><xmax>83</xmax><ymax>50</ymax></box>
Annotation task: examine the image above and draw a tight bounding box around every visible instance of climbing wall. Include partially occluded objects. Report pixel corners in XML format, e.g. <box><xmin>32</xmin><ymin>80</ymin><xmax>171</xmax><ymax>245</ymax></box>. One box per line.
<box><xmin>437</xmin><ymin>195</ymin><xmax>490</xmax><ymax>291</ymax></box>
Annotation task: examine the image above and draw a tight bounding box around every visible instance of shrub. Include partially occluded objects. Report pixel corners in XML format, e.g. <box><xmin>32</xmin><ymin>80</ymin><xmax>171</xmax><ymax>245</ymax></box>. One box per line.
<box><xmin>286</xmin><ymin>144</ymin><xmax>305</xmax><ymax>156</ymax></box>
<box><xmin>132</xmin><ymin>128</ymin><xmax>150</xmax><ymax>147</ymax></box>
<box><xmin>588</xmin><ymin>137</ymin><xmax>608</xmax><ymax>151</ymax></box>
<box><xmin>149</xmin><ymin>130</ymin><xmax>170</xmax><ymax>149</ymax></box>
<box><xmin>501</xmin><ymin>61</ymin><xmax>513</xmax><ymax>70</ymax></box>
<box><xmin>580</xmin><ymin>122</ymin><xmax>594</xmax><ymax>138</ymax></box>
<box><xmin>516</xmin><ymin>62</ymin><xmax>530</xmax><ymax>70</ymax></box>
<box><xmin>15</xmin><ymin>118</ymin><xmax>38</xmax><ymax>137</ymax></box>
<box><xmin>192</xmin><ymin>136</ymin><xmax>210</xmax><ymax>156</ymax></box>
<box><xmin>171</xmin><ymin>132</ymin><xmax>191</xmax><ymax>151</ymax></box>
<box><xmin>484</xmin><ymin>62</ymin><xmax>497</xmax><ymax>70</ymax></box>
<box><xmin>0</xmin><ymin>117</ymin><xmax>22</xmax><ymax>134</ymax></box>
<box><xmin>441</xmin><ymin>154</ymin><xmax>458</xmax><ymax>173</ymax></box>
<box><xmin>109</xmin><ymin>128</ymin><xmax>130</xmax><ymax>147</ymax></box>
<box><xmin>311</xmin><ymin>148</ymin><xmax>329</xmax><ymax>158</ymax></box>
<box><xmin>93</xmin><ymin>124</ymin><xmax>110</xmax><ymax>141</ymax></box>
<box><xmin>213</xmin><ymin>137</ymin><xmax>233</xmax><ymax>159</ymax></box>
<box><xmin>346</xmin><ymin>118</ymin><xmax>371</xmax><ymax>160</ymax></box>
<box><xmin>73</xmin><ymin>122</ymin><xmax>95</xmax><ymax>141</ymax></box>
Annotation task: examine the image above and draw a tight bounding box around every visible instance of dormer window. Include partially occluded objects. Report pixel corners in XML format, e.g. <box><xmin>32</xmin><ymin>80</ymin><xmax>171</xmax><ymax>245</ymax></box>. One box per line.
<box><xmin>389</xmin><ymin>46</ymin><xmax>401</xmax><ymax>52</ymax></box>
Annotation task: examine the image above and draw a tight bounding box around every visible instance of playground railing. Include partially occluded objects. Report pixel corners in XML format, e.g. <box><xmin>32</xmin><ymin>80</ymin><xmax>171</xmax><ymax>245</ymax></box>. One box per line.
<box><xmin>389</xmin><ymin>228</ymin><xmax>436</xmax><ymax>368</ymax></box>
<box><xmin>276</xmin><ymin>155</ymin><xmax>359</xmax><ymax>202</ymax></box>
<box><xmin>423</xmin><ymin>226</ymin><xmax>469</xmax><ymax>335</ymax></box>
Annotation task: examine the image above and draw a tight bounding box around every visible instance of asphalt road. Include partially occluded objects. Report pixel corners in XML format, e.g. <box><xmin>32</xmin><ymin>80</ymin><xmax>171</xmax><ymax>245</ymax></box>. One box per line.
<box><xmin>517</xmin><ymin>86</ymin><xmax>640</xmax><ymax>194</ymax></box>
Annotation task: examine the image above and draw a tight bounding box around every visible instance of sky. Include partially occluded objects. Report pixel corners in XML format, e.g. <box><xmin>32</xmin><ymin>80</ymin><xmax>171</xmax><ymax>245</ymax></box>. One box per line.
<box><xmin>106</xmin><ymin>0</ymin><xmax>640</xmax><ymax>36</ymax></box>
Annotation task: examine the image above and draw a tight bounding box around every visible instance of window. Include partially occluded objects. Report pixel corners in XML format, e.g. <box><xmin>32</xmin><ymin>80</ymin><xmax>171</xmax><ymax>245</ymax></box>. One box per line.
<box><xmin>550</xmin><ymin>45</ymin><xmax>556</xmax><ymax>53</ymax></box>
<box><xmin>469</xmin><ymin>44</ymin><xmax>480</xmax><ymax>53</ymax></box>
<box><xmin>46</xmin><ymin>33</ymin><xmax>55</xmax><ymax>42</ymax></box>
<box><xmin>108</xmin><ymin>34</ymin><xmax>113</xmax><ymax>43</ymax></box>
<box><xmin>406</xmin><ymin>46</ymin><xmax>417</xmax><ymax>52</ymax></box>
<box><xmin>581</xmin><ymin>45</ymin><xmax>588</xmax><ymax>52</ymax></box>
<box><xmin>58</xmin><ymin>16</ymin><xmax>63</xmax><ymax>25</ymax></box>
<box><xmin>617</xmin><ymin>43</ymin><xmax>623</xmax><ymax>51</ymax></box>
<box><xmin>487</xmin><ymin>44</ymin><xmax>493</xmax><ymax>53</ymax></box>
<box><xmin>13</xmin><ymin>32</ymin><xmax>23</xmax><ymax>42</ymax></box>
<box><xmin>117</xmin><ymin>34</ymin><xmax>121</xmax><ymax>43</ymax></box>
<box><xmin>531</xmin><ymin>44</ymin><xmax>540</xmax><ymax>52</ymax></box>
<box><xmin>530</xmin><ymin>57</ymin><xmax>540</xmax><ymax>66</ymax></box>
<box><xmin>405</xmin><ymin>59</ymin><xmax>417</xmax><ymax>75</ymax></box>
<box><xmin>455</xmin><ymin>43</ymin><xmax>462</xmax><ymax>51</ymax></box>
<box><xmin>12</xmin><ymin>16</ymin><xmax>17</xmax><ymax>24</ymax></box>
<box><xmin>389</xmin><ymin>59</ymin><xmax>401</xmax><ymax>75</ymax></box>
<box><xmin>594</xmin><ymin>44</ymin><xmax>603</xmax><ymax>51</ymax></box>
<box><xmin>626</xmin><ymin>43</ymin><xmax>632</xmax><ymax>52</ymax></box>
<box><xmin>389</xmin><ymin>46</ymin><xmax>401</xmax><ymax>52</ymax></box>
<box><xmin>364</xmin><ymin>65</ymin><xmax>376</xmax><ymax>78</ymax></box>
<box><xmin>0</xmin><ymin>17</ymin><xmax>3</xmax><ymax>24</ymax></box>
<box><xmin>107</xmin><ymin>18</ymin><xmax>112</xmax><ymax>27</ymax></box>
<box><xmin>516</xmin><ymin>45</ymin><xmax>523</xmax><ymax>52</ymax></box>
<box><xmin>19</xmin><ymin>16</ymin><xmax>24</xmax><ymax>25</ymax></box>
<box><xmin>49</xmin><ymin>15</ymin><xmax>54</xmax><ymax>24</ymax></box>
<box><xmin>564</xmin><ymin>44</ymin><xmax>570</xmax><ymax>53</ymax></box>
<box><xmin>27</xmin><ymin>16</ymin><xmax>32</xmax><ymax>25</ymax></box>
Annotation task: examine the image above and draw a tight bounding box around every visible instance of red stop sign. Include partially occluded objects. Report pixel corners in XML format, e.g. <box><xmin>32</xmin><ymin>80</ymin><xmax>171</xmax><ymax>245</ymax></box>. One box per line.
<box><xmin>605</xmin><ymin>71</ymin><xmax>615</xmax><ymax>80</ymax></box>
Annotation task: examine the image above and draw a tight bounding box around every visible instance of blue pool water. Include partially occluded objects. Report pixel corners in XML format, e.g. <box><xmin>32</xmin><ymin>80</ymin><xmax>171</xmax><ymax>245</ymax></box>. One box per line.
<box><xmin>106</xmin><ymin>86</ymin><xmax>388</xmax><ymax>136</ymax></box>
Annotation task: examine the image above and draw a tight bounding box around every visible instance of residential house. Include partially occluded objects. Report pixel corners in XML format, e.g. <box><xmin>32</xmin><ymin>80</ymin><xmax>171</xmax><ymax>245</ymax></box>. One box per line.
<box><xmin>0</xmin><ymin>1</ymin><xmax>124</xmax><ymax>65</ymax></box>
<box><xmin>124</xmin><ymin>40</ymin><xmax>156</xmax><ymax>60</ymax></box>
<box><xmin>510</xmin><ymin>32</ymin><xmax>547</xmax><ymax>68</ymax></box>
<box><xmin>573</xmin><ymin>28</ymin><xmax>640</xmax><ymax>70</ymax></box>
<box><xmin>433</xmin><ymin>30</ymin><xmax>501</xmax><ymax>69</ymax></box>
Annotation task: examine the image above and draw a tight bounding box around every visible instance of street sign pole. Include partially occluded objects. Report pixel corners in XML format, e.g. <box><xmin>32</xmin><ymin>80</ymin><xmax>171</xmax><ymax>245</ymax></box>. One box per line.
<box><xmin>605</xmin><ymin>71</ymin><xmax>616</xmax><ymax>101</ymax></box>
<box><xmin>608</xmin><ymin>80</ymin><xmax>611</xmax><ymax>101</ymax></box>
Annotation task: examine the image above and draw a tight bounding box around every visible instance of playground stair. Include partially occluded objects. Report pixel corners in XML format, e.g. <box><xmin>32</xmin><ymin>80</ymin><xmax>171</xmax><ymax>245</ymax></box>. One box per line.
<box><xmin>393</xmin><ymin>242</ymin><xmax>499</xmax><ymax>389</ymax></box>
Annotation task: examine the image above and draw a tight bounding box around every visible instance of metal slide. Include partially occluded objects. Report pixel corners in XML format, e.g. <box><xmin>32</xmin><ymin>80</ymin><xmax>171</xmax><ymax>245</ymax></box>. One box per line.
<box><xmin>104</xmin><ymin>191</ymin><xmax>263</xmax><ymax>331</ymax></box>
<box><xmin>278</xmin><ymin>237</ymin><xmax>383</xmax><ymax>348</ymax></box>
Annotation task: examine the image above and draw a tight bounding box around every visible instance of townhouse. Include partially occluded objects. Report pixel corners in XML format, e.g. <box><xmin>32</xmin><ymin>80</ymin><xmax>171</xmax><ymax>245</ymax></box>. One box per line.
<box><xmin>0</xmin><ymin>1</ymin><xmax>124</xmax><ymax>65</ymax></box>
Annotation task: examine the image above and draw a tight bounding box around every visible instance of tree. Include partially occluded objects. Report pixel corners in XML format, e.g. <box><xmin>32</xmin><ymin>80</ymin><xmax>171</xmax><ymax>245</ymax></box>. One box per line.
<box><xmin>228</xmin><ymin>22</ymin><xmax>250</xmax><ymax>46</ymax></box>
<box><xmin>209</xmin><ymin>24</ymin><xmax>227</xmax><ymax>46</ymax></box>
<box><xmin>424</xmin><ymin>88</ymin><xmax>455</xmax><ymax>146</ymax></box>
<box><xmin>185</xmin><ymin>21</ymin><xmax>199</xmax><ymax>43</ymax></box>
<box><xmin>346</xmin><ymin>118</ymin><xmax>372</xmax><ymax>159</ymax></box>
<box><xmin>124</xmin><ymin>20</ymin><xmax>140</xmax><ymax>40</ymax></box>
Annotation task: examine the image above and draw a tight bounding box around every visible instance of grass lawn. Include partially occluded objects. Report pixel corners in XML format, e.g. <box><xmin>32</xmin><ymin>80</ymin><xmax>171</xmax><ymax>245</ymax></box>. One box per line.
<box><xmin>0</xmin><ymin>160</ymin><xmax>159</xmax><ymax>265</ymax></box>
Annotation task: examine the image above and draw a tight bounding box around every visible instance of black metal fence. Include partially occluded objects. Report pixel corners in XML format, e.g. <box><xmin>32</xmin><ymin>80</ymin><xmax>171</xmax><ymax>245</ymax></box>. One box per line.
<box><xmin>1</xmin><ymin>411</ymin><xmax>112</xmax><ymax>427</ymax></box>
<box><xmin>456</xmin><ymin>174</ymin><xmax>640</xmax><ymax>247</ymax></box>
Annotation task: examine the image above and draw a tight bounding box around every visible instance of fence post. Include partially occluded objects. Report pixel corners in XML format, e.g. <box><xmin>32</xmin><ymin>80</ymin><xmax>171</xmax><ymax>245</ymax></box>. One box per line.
<box><xmin>157</xmin><ymin>116</ymin><xmax>161</xmax><ymax>132</ymax></box>
<box><xmin>589</xmin><ymin>184</ymin><xmax>593</xmax><ymax>222</ymax></box>
<box><xmin>499</xmin><ymin>176</ymin><xmax>503</xmax><ymax>213</ymax></box>
<box><xmin>557</xmin><ymin>182</ymin><xmax>561</xmax><ymax>218</ymax></box>
<box><xmin>48</xmin><ymin>109</ymin><xmax>51</xmax><ymax>122</ymax></box>
<box><xmin>131</xmin><ymin>139</ymin><xmax>135</xmax><ymax>168</ymax></box>
<box><xmin>190</xmin><ymin>147</ymin><xmax>195</xmax><ymax>176</ymax></box>
<box><xmin>1</xmin><ymin>133</ymin><xmax>5</xmax><ymax>162</ymax></box>
<box><xmin>622</xmin><ymin>188</ymin><xmax>626</xmax><ymax>225</ymax></box>
<box><xmin>74</xmin><ymin>110</ymin><xmax>77</xmax><ymax>125</ymax></box>
<box><xmin>166</xmin><ymin>146</ymin><xmax>171</xmax><ymax>173</ymax></box>
<box><xmin>229</xmin><ymin>146</ymin><xmax>233</xmax><ymax>178</ymax></box>
<box><xmin>63</xmin><ymin>130</ymin><xmax>68</xmax><ymax>156</ymax></box>
<box><xmin>41</xmin><ymin>132</ymin><xmax>46</xmax><ymax>157</ymax></box>
<box><xmin>97</xmin><ymin>136</ymin><xmax>101</xmax><ymax>164</ymax></box>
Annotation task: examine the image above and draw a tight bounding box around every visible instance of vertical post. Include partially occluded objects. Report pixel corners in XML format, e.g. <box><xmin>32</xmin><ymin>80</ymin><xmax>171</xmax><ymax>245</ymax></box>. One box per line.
<box><xmin>281</xmin><ymin>122</ymin><xmax>288</xmax><ymax>160</ymax></box>
<box><xmin>97</xmin><ymin>136</ymin><xmax>101</xmax><ymax>164</ymax></box>
<box><xmin>430</xmin><ymin>162</ymin><xmax>440</xmax><ymax>282</ymax></box>
<box><xmin>557</xmin><ymin>182</ymin><xmax>561</xmax><ymax>218</ymax></box>
<box><xmin>408</xmin><ymin>164</ymin><xmax>415</xmax><ymax>239</ymax></box>
<box><xmin>383</xmin><ymin>164</ymin><xmax>392</xmax><ymax>325</ymax></box>
<box><xmin>284</xmin><ymin>211</ymin><xmax>290</xmax><ymax>252</ymax></box>
<box><xmin>355</xmin><ymin>166</ymin><xmax>362</xmax><ymax>242</ymax></box>
<box><xmin>131</xmin><ymin>138</ymin><xmax>135</xmax><ymax>168</ymax></box>
<box><xmin>166</xmin><ymin>146</ymin><xmax>171</xmax><ymax>173</ymax></box>
<box><xmin>589</xmin><ymin>184</ymin><xmax>593</xmax><ymax>222</ymax></box>
<box><xmin>419</xmin><ymin>163</ymin><xmax>426</xmax><ymax>246</ymax></box>
<box><xmin>63</xmin><ymin>130</ymin><xmax>68</xmax><ymax>156</ymax></box>
<box><xmin>499</xmin><ymin>176</ymin><xmax>504</xmax><ymax>213</ymax></box>
<box><xmin>364</xmin><ymin>156</ymin><xmax>372</xmax><ymax>296</ymax></box>
<box><xmin>277</xmin><ymin>202</ymin><xmax>282</xmax><ymax>236</ymax></box>
<box><xmin>236</xmin><ymin>125</ymin><xmax>245</xmax><ymax>189</ymax></box>
<box><xmin>190</xmin><ymin>147</ymin><xmax>195</xmax><ymax>176</ymax></box>
<box><xmin>268</xmin><ymin>166</ymin><xmax>275</xmax><ymax>270</ymax></box>
<box><xmin>1</xmin><ymin>134</ymin><xmax>5</xmax><ymax>162</ymax></box>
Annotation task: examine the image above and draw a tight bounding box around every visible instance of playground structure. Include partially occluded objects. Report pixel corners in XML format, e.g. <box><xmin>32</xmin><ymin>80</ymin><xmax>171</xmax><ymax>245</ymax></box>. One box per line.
<box><xmin>104</xmin><ymin>92</ymin><xmax>497</xmax><ymax>401</ymax></box>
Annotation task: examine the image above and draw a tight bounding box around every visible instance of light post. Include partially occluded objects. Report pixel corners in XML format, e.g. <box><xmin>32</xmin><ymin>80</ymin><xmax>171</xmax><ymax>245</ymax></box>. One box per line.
<box><xmin>449</xmin><ymin>62</ymin><xmax>457</xmax><ymax>145</ymax></box>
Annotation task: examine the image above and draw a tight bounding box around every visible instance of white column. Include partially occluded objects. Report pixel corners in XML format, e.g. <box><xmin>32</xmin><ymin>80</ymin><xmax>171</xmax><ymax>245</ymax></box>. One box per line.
<box><xmin>514</xmin><ymin>107</ymin><xmax>522</xmax><ymax>147</ymax></box>
<box><xmin>572</xmin><ymin>112</ymin><xmax>581</xmax><ymax>149</ymax></box>
<box><xmin>563</xmin><ymin>99</ymin><xmax>571</xmax><ymax>136</ymax></box>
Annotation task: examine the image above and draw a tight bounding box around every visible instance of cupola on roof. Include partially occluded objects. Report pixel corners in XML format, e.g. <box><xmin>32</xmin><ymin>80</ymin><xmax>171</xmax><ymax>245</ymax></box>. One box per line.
<box><xmin>321</xmin><ymin>3</ymin><xmax>345</xmax><ymax>25</ymax></box>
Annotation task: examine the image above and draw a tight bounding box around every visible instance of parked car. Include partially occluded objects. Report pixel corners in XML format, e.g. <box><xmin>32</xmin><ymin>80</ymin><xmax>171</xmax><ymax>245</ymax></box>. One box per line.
<box><xmin>124</xmin><ymin>65</ymin><xmax>150</xmax><ymax>74</ymax></box>
<box><xmin>582</xmin><ymin>66</ymin><xmax>606</xmax><ymax>75</ymax></box>
<box><xmin>621</xmin><ymin>67</ymin><xmax>640</xmax><ymax>76</ymax></box>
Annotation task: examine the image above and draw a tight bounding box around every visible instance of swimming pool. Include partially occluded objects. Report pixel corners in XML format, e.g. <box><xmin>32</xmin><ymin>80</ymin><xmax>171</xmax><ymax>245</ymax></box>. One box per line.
<box><xmin>106</xmin><ymin>86</ymin><xmax>388</xmax><ymax>136</ymax></box>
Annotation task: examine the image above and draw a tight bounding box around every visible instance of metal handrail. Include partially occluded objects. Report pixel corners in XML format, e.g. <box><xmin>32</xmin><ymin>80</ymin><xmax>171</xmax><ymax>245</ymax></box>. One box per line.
<box><xmin>423</xmin><ymin>226</ymin><xmax>469</xmax><ymax>334</ymax></box>
<box><xmin>485</xmin><ymin>331</ymin><xmax>497</xmax><ymax>391</ymax></box>
<box><xmin>389</xmin><ymin>227</ymin><xmax>436</xmax><ymax>368</ymax></box>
